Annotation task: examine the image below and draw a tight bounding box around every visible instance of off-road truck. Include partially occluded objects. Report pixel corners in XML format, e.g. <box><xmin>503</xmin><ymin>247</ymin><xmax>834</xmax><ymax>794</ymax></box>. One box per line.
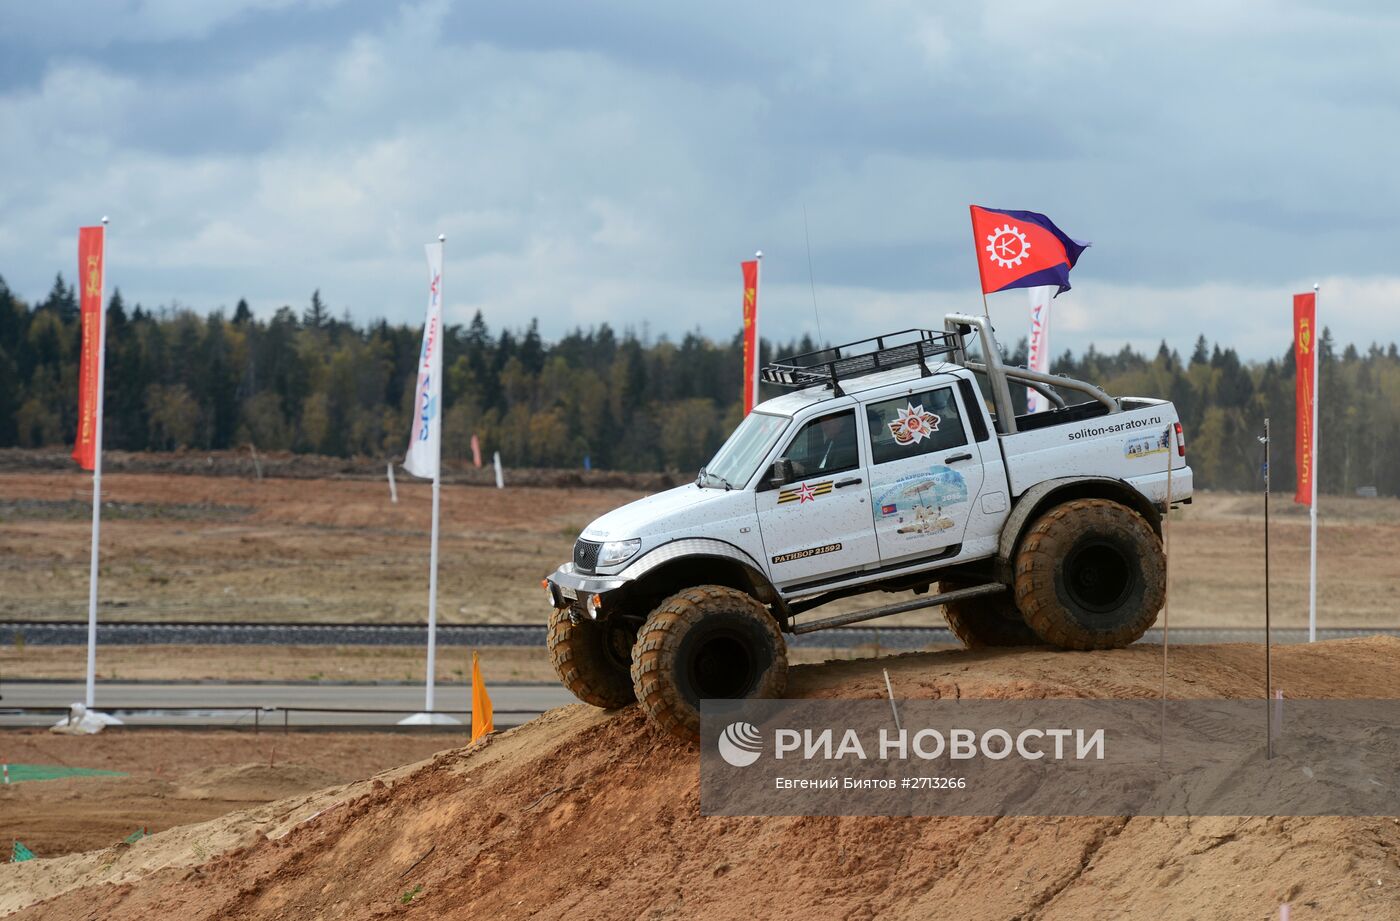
<box><xmin>545</xmin><ymin>313</ymin><xmax>1192</xmax><ymax>739</ymax></box>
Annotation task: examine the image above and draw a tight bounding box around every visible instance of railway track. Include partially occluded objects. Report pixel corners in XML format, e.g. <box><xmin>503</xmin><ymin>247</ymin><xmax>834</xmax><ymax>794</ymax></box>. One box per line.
<box><xmin>8</xmin><ymin>621</ymin><xmax>1397</xmax><ymax>649</ymax></box>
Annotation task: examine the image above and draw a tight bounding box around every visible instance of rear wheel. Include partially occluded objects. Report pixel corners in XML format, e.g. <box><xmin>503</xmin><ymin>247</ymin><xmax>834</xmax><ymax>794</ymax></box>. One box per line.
<box><xmin>548</xmin><ymin>605</ymin><xmax>637</xmax><ymax>709</ymax></box>
<box><xmin>938</xmin><ymin>580</ymin><xmax>1043</xmax><ymax>648</ymax></box>
<box><xmin>631</xmin><ymin>585</ymin><xmax>787</xmax><ymax>741</ymax></box>
<box><xmin>1014</xmin><ymin>498</ymin><xmax>1165</xmax><ymax>650</ymax></box>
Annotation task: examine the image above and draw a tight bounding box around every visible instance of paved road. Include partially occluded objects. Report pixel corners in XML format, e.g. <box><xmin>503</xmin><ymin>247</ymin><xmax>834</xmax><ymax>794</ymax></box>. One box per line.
<box><xmin>0</xmin><ymin>681</ymin><xmax>577</xmax><ymax>730</ymax></box>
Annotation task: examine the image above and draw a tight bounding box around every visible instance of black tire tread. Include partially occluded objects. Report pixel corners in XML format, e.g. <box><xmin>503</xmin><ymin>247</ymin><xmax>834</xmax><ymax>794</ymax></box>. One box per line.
<box><xmin>939</xmin><ymin>580</ymin><xmax>1043</xmax><ymax>648</ymax></box>
<box><xmin>630</xmin><ymin>585</ymin><xmax>786</xmax><ymax>741</ymax></box>
<box><xmin>548</xmin><ymin>605</ymin><xmax>636</xmax><ymax>709</ymax></box>
<box><xmin>1013</xmin><ymin>498</ymin><xmax>1165</xmax><ymax>650</ymax></box>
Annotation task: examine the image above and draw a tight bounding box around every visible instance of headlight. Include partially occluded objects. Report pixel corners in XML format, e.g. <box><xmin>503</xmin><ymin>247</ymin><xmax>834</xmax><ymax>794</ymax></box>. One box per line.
<box><xmin>597</xmin><ymin>538</ymin><xmax>641</xmax><ymax>568</ymax></box>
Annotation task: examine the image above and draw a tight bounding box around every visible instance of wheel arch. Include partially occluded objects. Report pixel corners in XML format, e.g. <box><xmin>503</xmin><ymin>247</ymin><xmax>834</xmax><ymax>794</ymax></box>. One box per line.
<box><xmin>994</xmin><ymin>477</ymin><xmax>1162</xmax><ymax>585</ymax></box>
<box><xmin>617</xmin><ymin>539</ymin><xmax>782</xmax><ymax>621</ymax></box>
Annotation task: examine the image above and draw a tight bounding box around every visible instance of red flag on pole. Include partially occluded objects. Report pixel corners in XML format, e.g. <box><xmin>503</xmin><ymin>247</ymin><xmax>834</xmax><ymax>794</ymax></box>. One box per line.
<box><xmin>73</xmin><ymin>226</ymin><xmax>105</xmax><ymax>470</ymax></box>
<box><xmin>1293</xmin><ymin>292</ymin><xmax>1317</xmax><ymax>505</ymax></box>
<box><xmin>741</xmin><ymin>259</ymin><xmax>760</xmax><ymax>413</ymax></box>
<box><xmin>969</xmin><ymin>206</ymin><xmax>1088</xmax><ymax>296</ymax></box>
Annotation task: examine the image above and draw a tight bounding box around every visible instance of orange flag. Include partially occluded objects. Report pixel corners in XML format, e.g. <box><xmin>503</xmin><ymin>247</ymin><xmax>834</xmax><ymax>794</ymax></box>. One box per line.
<box><xmin>73</xmin><ymin>226</ymin><xmax>105</xmax><ymax>470</ymax></box>
<box><xmin>471</xmin><ymin>651</ymin><xmax>493</xmax><ymax>742</ymax></box>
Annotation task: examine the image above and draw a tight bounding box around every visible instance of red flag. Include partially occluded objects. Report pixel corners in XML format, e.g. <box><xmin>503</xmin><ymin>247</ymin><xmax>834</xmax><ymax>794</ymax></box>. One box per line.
<box><xmin>741</xmin><ymin>260</ymin><xmax>759</xmax><ymax>413</ymax></box>
<box><xmin>969</xmin><ymin>206</ymin><xmax>1088</xmax><ymax>296</ymax></box>
<box><xmin>72</xmin><ymin>226</ymin><xmax>105</xmax><ymax>471</ymax></box>
<box><xmin>1293</xmin><ymin>292</ymin><xmax>1317</xmax><ymax>505</ymax></box>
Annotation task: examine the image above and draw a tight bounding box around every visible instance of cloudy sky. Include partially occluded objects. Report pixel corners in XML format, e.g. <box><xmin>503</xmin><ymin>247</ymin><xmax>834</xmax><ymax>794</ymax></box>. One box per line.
<box><xmin>2</xmin><ymin>0</ymin><xmax>1397</xmax><ymax>359</ymax></box>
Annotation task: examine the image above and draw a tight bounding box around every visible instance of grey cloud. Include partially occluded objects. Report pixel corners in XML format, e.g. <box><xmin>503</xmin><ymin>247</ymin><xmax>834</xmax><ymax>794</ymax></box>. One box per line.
<box><xmin>1</xmin><ymin>0</ymin><xmax>1399</xmax><ymax>361</ymax></box>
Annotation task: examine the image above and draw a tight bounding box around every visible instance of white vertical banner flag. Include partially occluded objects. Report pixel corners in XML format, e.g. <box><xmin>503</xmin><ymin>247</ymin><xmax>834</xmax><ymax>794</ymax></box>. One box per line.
<box><xmin>398</xmin><ymin>237</ymin><xmax>457</xmax><ymax>726</ymax></box>
<box><xmin>1024</xmin><ymin>285</ymin><xmax>1054</xmax><ymax>413</ymax></box>
<box><xmin>404</xmin><ymin>240</ymin><xmax>444</xmax><ymax>479</ymax></box>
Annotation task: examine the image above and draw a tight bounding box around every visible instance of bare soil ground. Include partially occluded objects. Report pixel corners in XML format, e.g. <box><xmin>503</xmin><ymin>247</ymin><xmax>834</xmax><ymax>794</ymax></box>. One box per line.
<box><xmin>0</xmin><ymin>731</ymin><xmax>461</xmax><ymax>859</ymax></box>
<box><xmin>3</xmin><ymin>467</ymin><xmax>1399</xmax><ymax>630</ymax></box>
<box><xmin>4</xmin><ymin>638</ymin><xmax>1399</xmax><ymax>921</ymax></box>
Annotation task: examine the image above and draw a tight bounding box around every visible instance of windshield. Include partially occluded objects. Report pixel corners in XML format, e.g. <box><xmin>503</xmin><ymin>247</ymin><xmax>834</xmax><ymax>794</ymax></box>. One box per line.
<box><xmin>699</xmin><ymin>412</ymin><xmax>790</xmax><ymax>489</ymax></box>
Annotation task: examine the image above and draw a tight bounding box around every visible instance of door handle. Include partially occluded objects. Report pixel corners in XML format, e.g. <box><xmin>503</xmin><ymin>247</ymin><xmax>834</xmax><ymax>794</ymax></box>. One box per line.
<box><xmin>943</xmin><ymin>453</ymin><xmax>973</xmax><ymax>464</ymax></box>
<box><xmin>834</xmin><ymin>477</ymin><xmax>863</xmax><ymax>488</ymax></box>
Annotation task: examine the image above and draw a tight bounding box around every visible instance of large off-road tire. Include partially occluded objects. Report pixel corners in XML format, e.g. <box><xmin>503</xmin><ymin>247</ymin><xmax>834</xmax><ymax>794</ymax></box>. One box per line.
<box><xmin>631</xmin><ymin>585</ymin><xmax>787</xmax><ymax>741</ymax></box>
<box><xmin>548</xmin><ymin>605</ymin><xmax>636</xmax><ymax>709</ymax></box>
<box><xmin>1014</xmin><ymin>498</ymin><xmax>1166</xmax><ymax>650</ymax></box>
<box><xmin>938</xmin><ymin>580</ymin><xmax>1043</xmax><ymax>648</ymax></box>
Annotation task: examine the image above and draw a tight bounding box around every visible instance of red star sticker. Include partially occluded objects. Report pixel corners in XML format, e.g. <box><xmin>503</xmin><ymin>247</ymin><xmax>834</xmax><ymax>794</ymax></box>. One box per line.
<box><xmin>796</xmin><ymin>483</ymin><xmax>816</xmax><ymax>503</ymax></box>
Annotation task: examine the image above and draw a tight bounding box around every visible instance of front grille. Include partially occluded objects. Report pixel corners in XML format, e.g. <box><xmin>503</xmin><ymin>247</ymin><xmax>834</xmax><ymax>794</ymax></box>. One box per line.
<box><xmin>573</xmin><ymin>539</ymin><xmax>602</xmax><ymax>572</ymax></box>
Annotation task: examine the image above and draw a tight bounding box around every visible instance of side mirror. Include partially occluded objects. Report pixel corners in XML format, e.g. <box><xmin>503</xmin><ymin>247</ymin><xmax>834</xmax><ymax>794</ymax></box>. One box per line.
<box><xmin>763</xmin><ymin>458</ymin><xmax>793</xmax><ymax>491</ymax></box>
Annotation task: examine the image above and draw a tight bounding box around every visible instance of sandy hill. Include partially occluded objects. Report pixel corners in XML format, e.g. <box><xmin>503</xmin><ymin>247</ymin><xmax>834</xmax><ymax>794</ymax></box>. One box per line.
<box><xmin>5</xmin><ymin>638</ymin><xmax>1400</xmax><ymax>920</ymax></box>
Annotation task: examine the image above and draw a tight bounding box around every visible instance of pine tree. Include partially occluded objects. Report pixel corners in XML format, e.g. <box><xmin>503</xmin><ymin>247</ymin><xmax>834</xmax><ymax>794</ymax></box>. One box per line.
<box><xmin>304</xmin><ymin>290</ymin><xmax>329</xmax><ymax>330</ymax></box>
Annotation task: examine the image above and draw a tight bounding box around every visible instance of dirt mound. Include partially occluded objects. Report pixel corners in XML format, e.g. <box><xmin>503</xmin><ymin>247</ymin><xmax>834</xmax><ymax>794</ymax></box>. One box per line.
<box><xmin>6</xmin><ymin>639</ymin><xmax>1400</xmax><ymax>920</ymax></box>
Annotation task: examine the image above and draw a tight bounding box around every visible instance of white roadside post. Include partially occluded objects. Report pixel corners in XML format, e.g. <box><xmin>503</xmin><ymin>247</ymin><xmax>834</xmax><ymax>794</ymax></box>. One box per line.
<box><xmin>399</xmin><ymin>234</ymin><xmax>459</xmax><ymax>726</ymax></box>
<box><xmin>387</xmin><ymin>462</ymin><xmax>398</xmax><ymax>504</ymax></box>
<box><xmin>493</xmin><ymin>451</ymin><xmax>504</xmax><ymax>489</ymax></box>
<box><xmin>1308</xmin><ymin>283</ymin><xmax>1320</xmax><ymax>642</ymax></box>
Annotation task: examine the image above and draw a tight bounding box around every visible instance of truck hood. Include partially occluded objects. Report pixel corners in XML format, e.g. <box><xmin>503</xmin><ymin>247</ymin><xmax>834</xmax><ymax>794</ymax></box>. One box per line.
<box><xmin>580</xmin><ymin>483</ymin><xmax>745</xmax><ymax>542</ymax></box>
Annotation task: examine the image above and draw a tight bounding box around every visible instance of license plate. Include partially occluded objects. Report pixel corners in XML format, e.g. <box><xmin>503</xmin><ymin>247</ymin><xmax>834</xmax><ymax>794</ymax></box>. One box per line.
<box><xmin>558</xmin><ymin>583</ymin><xmax>578</xmax><ymax>601</ymax></box>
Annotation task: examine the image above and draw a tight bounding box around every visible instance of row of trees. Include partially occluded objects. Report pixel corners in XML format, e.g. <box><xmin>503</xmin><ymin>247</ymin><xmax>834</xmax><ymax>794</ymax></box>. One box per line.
<box><xmin>1</xmin><ymin>272</ymin><xmax>1393</xmax><ymax>494</ymax></box>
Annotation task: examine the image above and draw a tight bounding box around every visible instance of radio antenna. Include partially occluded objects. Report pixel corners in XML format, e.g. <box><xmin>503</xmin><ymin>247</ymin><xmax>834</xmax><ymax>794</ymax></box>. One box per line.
<box><xmin>802</xmin><ymin>204</ymin><xmax>825</xmax><ymax>347</ymax></box>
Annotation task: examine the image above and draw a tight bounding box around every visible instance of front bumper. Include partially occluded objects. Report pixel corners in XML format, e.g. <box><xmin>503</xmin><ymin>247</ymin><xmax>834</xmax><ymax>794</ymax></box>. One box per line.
<box><xmin>546</xmin><ymin>562</ymin><xmax>629</xmax><ymax>607</ymax></box>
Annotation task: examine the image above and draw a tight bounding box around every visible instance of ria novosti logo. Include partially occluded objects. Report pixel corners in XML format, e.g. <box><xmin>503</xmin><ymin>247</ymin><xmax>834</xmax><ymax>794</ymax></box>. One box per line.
<box><xmin>717</xmin><ymin>721</ymin><xmax>763</xmax><ymax>767</ymax></box>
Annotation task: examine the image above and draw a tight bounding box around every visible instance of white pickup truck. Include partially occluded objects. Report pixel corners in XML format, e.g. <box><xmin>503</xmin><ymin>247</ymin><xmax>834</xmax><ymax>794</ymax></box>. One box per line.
<box><xmin>546</xmin><ymin>313</ymin><xmax>1192</xmax><ymax>738</ymax></box>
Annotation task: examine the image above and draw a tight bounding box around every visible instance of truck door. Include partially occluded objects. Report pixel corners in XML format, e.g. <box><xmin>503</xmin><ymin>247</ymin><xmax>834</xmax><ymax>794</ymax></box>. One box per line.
<box><xmin>863</xmin><ymin>384</ymin><xmax>986</xmax><ymax>565</ymax></box>
<box><xmin>756</xmin><ymin>408</ymin><xmax>880</xmax><ymax>587</ymax></box>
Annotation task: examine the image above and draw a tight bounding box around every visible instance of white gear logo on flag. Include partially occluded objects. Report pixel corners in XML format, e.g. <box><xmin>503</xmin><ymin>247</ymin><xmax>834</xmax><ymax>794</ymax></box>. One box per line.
<box><xmin>986</xmin><ymin>224</ymin><xmax>1030</xmax><ymax>269</ymax></box>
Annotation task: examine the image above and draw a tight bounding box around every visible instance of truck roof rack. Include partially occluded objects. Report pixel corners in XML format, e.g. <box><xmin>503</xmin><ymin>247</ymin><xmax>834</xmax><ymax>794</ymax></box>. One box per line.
<box><xmin>761</xmin><ymin>328</ymin><xmax>961</xmax><ymax>395</ymax></box>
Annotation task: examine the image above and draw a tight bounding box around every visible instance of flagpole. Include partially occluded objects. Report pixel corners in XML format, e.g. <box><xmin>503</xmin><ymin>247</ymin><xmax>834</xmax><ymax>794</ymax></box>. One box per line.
<box><xmin>423</xmin><ymin>232</ymin><xmax>445</xmax><ymax>718</ymax></box>
<box><xmin>85</xmin><ymin>216</ymin><xmax>109</xmax><ymax>712</ymax></box>
<box><xmin>1308</xmin><ymin>282</ymin><xmax>1320</xmax><ymax>642</ymax></box>
<box><xmin>399</xmin><ymin>233</ymin><xmax>457</xmax><ymax>725</ymax></box>
<box><xmin>425</xmin><ymin>467</ymin><xmax>440</xmax><ymax>712</ymax></box>
<box><xmin>753</xmin><ymin>250</ymin><xmax>762</xmax><ymax>404</ymax></box>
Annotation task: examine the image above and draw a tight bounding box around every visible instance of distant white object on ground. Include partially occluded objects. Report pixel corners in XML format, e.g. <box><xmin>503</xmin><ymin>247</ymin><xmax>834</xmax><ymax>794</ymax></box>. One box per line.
<box><xmin>50</xmin><ymin>702</ymin><xmax>123</xmax><ymax>734</ymax></box>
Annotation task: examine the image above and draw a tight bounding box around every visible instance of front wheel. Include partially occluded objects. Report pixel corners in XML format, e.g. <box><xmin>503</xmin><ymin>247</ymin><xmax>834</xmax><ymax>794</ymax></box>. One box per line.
<box><xmin>631</xmin><ymin>585</ymin><xmax>787</xmax><ymax>741</ymax></box>
<box><xmin>1013</xmin><ymin>498</ymin><xmax>1165</xmax><ymax>650</ymax></box>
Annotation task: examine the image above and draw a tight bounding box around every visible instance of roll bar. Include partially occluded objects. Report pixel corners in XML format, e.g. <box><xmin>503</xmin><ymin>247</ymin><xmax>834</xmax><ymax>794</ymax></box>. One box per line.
<box><xmin>943</xmin><ymin>313</ymin><xmax>1119</xmax><ymax>435</ymax></box>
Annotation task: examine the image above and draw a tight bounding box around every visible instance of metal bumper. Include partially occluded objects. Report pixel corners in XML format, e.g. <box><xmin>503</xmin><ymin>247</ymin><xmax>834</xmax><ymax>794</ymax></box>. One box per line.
<box><xmin>546</xmin><ymin>562</ymin><xmax>629</xmax><ymax>605</ymax></box>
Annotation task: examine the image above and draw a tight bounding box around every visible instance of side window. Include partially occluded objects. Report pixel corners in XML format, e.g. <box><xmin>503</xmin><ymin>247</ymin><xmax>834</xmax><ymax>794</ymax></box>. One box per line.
<box><xmin>865</xmin><ymin>387</ymin><xmax>968</xmax><ymax>466</ymax></box>
<box><xmin>957</xmin><ymin>378</ymin><xmax>991</xmax><ymax>442</ymax></box>
<box><xmin>778</xmin><ymin>410</ymin><xmax>859</xmax><ymax>483</ymax></box>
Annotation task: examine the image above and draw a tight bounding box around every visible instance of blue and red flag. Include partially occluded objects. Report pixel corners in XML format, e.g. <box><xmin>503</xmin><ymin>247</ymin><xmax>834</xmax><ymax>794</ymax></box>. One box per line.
<box><xmin>970</xmin><ymin>205</ymin><xmax>1088</xmax><ymax>296</ymax></box>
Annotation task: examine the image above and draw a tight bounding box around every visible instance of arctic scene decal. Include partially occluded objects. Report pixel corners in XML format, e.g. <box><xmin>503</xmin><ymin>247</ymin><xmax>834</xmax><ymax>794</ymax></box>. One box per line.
<box><xmin>874</xmin><ymin>465</ymin><xmax>969</xmax><ymax>537</ymax></box>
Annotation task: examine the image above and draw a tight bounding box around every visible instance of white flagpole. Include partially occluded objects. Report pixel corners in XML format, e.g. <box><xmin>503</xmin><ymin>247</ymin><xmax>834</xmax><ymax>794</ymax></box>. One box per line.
<box><xmin>85</xmin><ymin>217</ymin><xmax>108</xmax><ymax>711</ymax></box>
<box><xmin>424</xmin><ymin>233</ymin><xmax>445</xmax><ymax>720</ymax></box>
<box><xmin>1309</xmin><ymin>282</ymin><xmax>1320</xmax><ymax>642</ymax></box>
<box><xmin>399</xmin><ymin>234</ymin><xmax>457</xmax><ymax>725</ymax></box>
<box><xmin>753</xmin><ymin>250</ymin><xmax>762</xmax><ymax>406</ymax></box>
<box><xmin>425</xmin><ymin>465</ymin><xmax>441</xmax><ymax>713</ymax></box>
